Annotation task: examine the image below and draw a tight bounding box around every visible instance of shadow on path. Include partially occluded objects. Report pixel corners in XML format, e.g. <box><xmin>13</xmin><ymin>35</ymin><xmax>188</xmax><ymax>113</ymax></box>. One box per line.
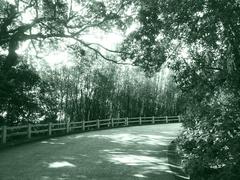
<box><xmin>0</xmin><ymin>123</ymin><xmax>188</xmax><ymax>180</ymax></box>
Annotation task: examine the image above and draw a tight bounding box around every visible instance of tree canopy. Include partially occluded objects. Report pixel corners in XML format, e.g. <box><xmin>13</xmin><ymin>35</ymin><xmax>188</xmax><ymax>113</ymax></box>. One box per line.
<box><xmin>0</xmin><ymin>0</ymin><xmax>134</xmax><ymax>68</ymax></box>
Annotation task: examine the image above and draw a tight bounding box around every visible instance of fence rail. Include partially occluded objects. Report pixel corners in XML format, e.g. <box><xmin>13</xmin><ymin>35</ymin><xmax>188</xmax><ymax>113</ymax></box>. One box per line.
<box><xmin>0</xmin><ymin>115</ymin><xmax>181</xmax><ymax>144</ymax></box>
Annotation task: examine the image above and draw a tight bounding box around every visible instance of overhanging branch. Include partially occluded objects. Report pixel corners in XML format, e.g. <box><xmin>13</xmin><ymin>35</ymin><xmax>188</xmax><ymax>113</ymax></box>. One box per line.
<box><xmin>73</xmin><ymin>37</ymin><xmax>133</xmax><ymax>65</ymax></box>
<box><xmin>22</xmin><ymin>32</ymin><xmax>134</xmax><ymax>66</ymax></box>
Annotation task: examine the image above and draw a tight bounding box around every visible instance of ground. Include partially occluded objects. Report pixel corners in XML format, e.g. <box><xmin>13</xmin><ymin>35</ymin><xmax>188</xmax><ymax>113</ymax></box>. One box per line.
<box><xmin>0</xmin><ymin>123</ymin><xmax>188</xmax><ymax>180</ymax></box>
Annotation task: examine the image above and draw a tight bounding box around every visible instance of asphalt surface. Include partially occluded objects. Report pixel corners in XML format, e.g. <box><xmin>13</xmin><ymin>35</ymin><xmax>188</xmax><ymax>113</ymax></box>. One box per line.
<box><xmin>0</xmin><ymin>123</ymin><xmax>188</xmax><ymax>180</ymax></box>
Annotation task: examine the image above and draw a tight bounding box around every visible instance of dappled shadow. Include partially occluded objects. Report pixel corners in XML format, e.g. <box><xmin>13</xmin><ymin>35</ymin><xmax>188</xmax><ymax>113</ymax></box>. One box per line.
<box><xmin>80</xmin><ymin>133</ymin><xmax>176</xmax><ymax>146</ymax></box>
<box><xmin>40</xmin><ymin>138</ymin><xmax>66</xmax><ymax>145</ymax></box>
<box><xmin>0</xmin><ymin>124</ymin><xmax>186</xmax><ymax>180</ymax></box>
<box><xmin>41</xmin><ymin>141</ymin><xmax>66</xmax><ymax>145</ymax></box>
<box><xmin>40</xmin><ymin>174</ymin><xmax>88</xmax><ymax>180</ymax></box>
<box><xmin>38</xmin><ymin>126</ymin><xmax>187</xmax><ymax>179</ymax></box>
<box><xmin>167</xmin><ymin>141</ymin><xmax>190</xmax><ymax>180</ymax></box>
<box><xmin>99</xmin><ymin>146</ymin><xmax>189</xmax><ymax>180</ymax></box>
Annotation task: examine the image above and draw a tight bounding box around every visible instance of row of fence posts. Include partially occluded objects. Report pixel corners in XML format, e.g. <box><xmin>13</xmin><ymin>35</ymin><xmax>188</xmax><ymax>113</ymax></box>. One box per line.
<box><xmin>1</xmin><ymin>116</ymin><xmax>181</xmax><ymax>144</ymax></box>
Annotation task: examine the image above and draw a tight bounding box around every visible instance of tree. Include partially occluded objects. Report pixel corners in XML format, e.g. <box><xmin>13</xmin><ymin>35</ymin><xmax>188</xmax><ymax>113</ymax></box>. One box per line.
<box><xmin>0</xmin><ymin>0</ymin><xmax>133</xmax><ymax>124</ymax></box>
<box><xmin>35</xmin><ymin>50</ymin><xmax>182</xmax><ymax>123</ymax></box>
<box><xmin>121</xmin><ymin>0</ymin><xmax>240</xmax><ymax>179</ymax></box>
<box><xmin>0</xmin><ymin>56</ymin><xmax>42</xmax><ymax>125</ymax></box>
<box><xmin>0</xmin><ymin>0</ymin><xmax>134</xmax><ymax>69</ymax></box>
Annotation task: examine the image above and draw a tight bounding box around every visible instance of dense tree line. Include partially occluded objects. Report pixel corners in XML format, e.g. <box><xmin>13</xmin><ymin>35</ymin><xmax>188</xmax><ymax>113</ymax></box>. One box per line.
<box><xmin>39</xmin><ymin>55</ymin><xmax>182</xmax><ymax>123</ymax></box>
<box><xmin>0</xmin><ymin>53</ymin><xmax>182</xmax><ymax>125</ymax></box>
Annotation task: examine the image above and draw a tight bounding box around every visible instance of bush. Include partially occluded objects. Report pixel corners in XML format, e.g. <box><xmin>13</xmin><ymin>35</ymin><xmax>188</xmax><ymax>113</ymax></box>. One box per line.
<box><xmin>178</xmin><ymin>89</ymin><xmax>240</xmax><ymax>179</ymax></box>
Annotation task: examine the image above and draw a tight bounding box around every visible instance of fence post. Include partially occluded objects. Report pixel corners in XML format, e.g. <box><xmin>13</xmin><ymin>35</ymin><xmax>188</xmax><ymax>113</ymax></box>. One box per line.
<box><xmin>82</xmin><ymin>121</ymin><xmax>85</xmax><ymax>131</ymax></box>
<box><xmin>139</xmin><ymin>116</ymin><xmax>142</xmax><ymax>125</ymax></box>
<box><xmin>48</xmin><ymin>122</ymin><xmax>52</xmax><ymax>136</ymax></box>
<box><xmin>66</xmin><ymin>121</ymin><xmax>70</xmax><ymax>133</ymax></box>
<box><xmin>116</xmin><ymin>118</ymin><xmax>119</xmax><ymax>127</ymax></box>
<box><xmin>111</xmin><ymin>118</ymin><xmax>114</xmax><ymax>127</ymax></box>
<box><xmin>97</xmin><ymin>119</ymin><xmax>100</xmax><ymax>129</ymax></box>
<box><xmin>152</xmin><ymin>116</ymin><xmax>155</xmax><ymax>124</ymax></box>
<box><xmin>27</xmin><ymin>124</ymin><xmax>32</xmax><ymax>139</ymax></box>
<box><xmin>166</xmin><ymin>116</ymin><xmax>168</xmax><ymax>123</ymax></box>
<box><xmin>178</xmin><ymin>115</ymin><xmax>181</xmax><ymax>122</ymax></box>
<box><xmin>125</xmin><ymin>117</ymin><xmax>128</xmax><ymax>126</ymax></box>
<box><xmin>2</xmin><ymin>126</ymin><xmax>7</xmax><ymax>144</ymax></box>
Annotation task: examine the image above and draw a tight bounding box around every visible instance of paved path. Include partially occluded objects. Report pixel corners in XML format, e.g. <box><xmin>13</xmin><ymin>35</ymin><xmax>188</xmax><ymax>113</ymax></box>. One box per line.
<box><xmin>0</xmin><ymin>123</ymin><xmax>187</xmax><ymax>180</ymax></box>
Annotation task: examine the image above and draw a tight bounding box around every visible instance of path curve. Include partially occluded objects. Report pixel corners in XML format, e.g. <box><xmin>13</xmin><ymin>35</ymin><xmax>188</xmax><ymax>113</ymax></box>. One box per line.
<box><xmin>0</xmin><ymin>123</ymin><xmax>187</xmax><ymax>180</ymax></box>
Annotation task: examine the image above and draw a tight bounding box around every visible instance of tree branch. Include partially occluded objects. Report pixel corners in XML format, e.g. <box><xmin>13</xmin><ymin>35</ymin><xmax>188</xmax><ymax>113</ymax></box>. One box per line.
<box><xmin>85</xmin><ymin>42</ymin><xmax>131</xmax><ymax>55</ymax></box>
<box><xmin>73</xmin><ymin>38</ymin><xmax>133</xmax><ymax>65</ymax></box>
<box><xmin>22</xmin><ymin>32</ymin><xmax>134</xmax><ymax>66</ymax></box>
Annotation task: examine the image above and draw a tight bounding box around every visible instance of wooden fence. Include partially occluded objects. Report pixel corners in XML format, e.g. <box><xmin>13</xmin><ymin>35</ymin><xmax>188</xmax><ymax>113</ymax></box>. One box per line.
<box><xmin>0</xmin><ymin>116</ymin><xmax>181</xmax><ymax>144</ymax></box>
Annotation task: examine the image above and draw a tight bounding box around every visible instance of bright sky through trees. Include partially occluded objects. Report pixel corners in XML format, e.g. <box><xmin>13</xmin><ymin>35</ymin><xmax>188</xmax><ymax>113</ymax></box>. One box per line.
<box><xmin>5</xmin><ymin>0</ymin><xmax>137</xmax><ymax>68</ymax></box>
<box><xmin>17</xmin><ymin>29</ymin><xmax>125</xmax><ymax>67</ymax></box>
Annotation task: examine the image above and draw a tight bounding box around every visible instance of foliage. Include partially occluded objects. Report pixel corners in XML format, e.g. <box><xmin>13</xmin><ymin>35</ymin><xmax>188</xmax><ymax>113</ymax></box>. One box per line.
<box><xmin>0</xmin><ymin>0</ymin><xmax>133</xmax><ymax>70</ymax></box>
<box><xmin>121</xmin><ymin>0</ymin><xmax>240</xmax><ymax>179</ymax></box>
<box><xmin>0</xmin><ymin>0</ymin><xmax>133</xmax><ymax>125</ymax></box>
<box><xmin>0</xmin><ymin>56</ymin><xmax>53</xmax><ymax>125</ymax></box>
<box><xmin>38</xmin><ymin>54</ymin><xmax>182</xmax><ymax>122</ymax></box>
